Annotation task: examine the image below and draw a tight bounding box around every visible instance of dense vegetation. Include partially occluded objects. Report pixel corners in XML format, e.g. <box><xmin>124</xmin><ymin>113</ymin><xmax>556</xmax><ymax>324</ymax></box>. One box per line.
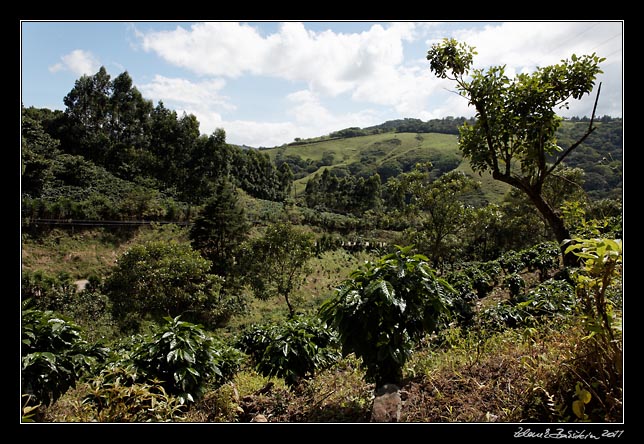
<box><xmin>21</xmin><ymin>57</ymin><xmax>622</xmax><ymax>425</ymax></box>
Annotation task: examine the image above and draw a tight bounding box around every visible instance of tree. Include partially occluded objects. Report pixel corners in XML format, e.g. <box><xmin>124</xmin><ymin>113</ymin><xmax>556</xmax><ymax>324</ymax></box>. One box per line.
<box><xmin>61</xmin><ymin>67</ymin><xmax>112</xmax><ymax>164</ymax></box>
<box><xmin>278</xmin><ymin>161</ymin><xmax>295</xmax><ymax>198</ymax></box>
<box><xmin>21</xmin><ymin>110</ymin><xmax>59</xmax><ymax>197</ymax></box>
<box><xmin>427</xmin><ymin>38</ymin><xmax>605</xmax><ymax>265</ymax></box>
<box><xmin>104</xmin><ymin>240</ymin><xmax>224</xmax><ymax>331</ymax></box>
<box><xmin>241</xmin><ymin>222</ymin><xmax>315</xmax><ymax>317</ymax></box>
<box><xmin>399</xmin><ymin>165</ymin><xmax>481</xmax><ymax>266</ymax></box>
<box><xmin>189</xmin><ymin>179</ymin><xmax>250</xmax><ymax>276</ymax></box>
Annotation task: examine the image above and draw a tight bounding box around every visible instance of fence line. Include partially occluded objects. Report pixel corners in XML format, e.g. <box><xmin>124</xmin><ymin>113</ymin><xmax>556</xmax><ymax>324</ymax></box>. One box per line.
<box><xmin>23</xmin><ymin>218</ymin><xmax>191</xmax><ymax>227</ymax></box>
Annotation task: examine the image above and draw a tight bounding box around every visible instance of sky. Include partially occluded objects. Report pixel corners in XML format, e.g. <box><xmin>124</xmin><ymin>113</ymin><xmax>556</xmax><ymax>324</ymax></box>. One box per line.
<box><xmin>21</xmin><ymin>21</ymin><xmax>623</xmax><ymax>147</ymax></box>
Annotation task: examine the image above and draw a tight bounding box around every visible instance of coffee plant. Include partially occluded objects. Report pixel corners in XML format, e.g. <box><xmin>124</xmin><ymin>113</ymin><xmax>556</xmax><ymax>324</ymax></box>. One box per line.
<box><xmin>21</xmin><ymin>300</ymin><xmax>108</xmax><ymax>407</ymax></box>
<box><xmin>130</xmin><ymin>315</ymin><xmax>244</xmax><ymax>404</ymax></box>
<box><xmin>237</xmin><ymin>314</ymin><xmax>340</xmax><ymax>386</ymax></box>
<box><xmin>319</xmin><ymin>245</ymin><xmax>454</xmax><ymax>386</ymax></box>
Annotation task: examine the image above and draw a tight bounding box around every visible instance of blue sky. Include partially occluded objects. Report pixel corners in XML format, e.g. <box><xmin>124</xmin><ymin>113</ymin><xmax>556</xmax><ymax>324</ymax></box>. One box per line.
<box><xmin>21</xmin><ymin>21</ymin><xmax>623</xmax><ymax>147</ymax></box>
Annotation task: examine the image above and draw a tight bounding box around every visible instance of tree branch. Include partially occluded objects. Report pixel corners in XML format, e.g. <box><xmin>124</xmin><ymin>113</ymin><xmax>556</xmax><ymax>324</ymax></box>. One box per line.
<box><xmin>546</xmin><ymin>82</ymin><xmax>602</xmax><ymax>177</ymax></box>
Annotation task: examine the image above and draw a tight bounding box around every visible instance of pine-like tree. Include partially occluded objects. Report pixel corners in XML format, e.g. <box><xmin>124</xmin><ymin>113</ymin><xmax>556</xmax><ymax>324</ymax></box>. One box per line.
<box><xmin>189</xmin><ymin>179</ymin><xmax>250</xmax><ymax>275</ymax></box>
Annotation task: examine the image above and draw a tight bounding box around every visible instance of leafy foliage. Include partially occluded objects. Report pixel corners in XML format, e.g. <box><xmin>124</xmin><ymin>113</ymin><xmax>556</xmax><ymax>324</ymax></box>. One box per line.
<box><xmin>305</xmin><ymin>168</ymin><xmax>382</xmax><ymax>215</ymax></box>
<box><xmin>80</xmin><ymin>365</ymin><xmax>187</xmax><ymax>422</ymax></box>
<box><xmin>104</xmin><ymin>240</ymin><xmax>226</xmax><ymax>331</ymax></box>
<box><xmin>129</xmin><ymin>316</ymin><xmax>244</xmax><ymax>404</ymax></box>
<box><xmin>189</xmin><ymin>178</ymin><xmax>250</xmax><ymax>276</ymax></box>
<box><xmin>427</xmin><ymin>38</ymin><xmax>606</xmax><ymax>265</ymax></box>
<box><xmin>237</xmin><ymin>315</ymin><xmax>340</xmax><ymax>386</ymax></box>
<box><xmin>20</xmin><ymin>52</ymin><xmax>622</xmax><ymax>423</ymax></box>
<box><xmin>478</xmin><ymin>279</ymin><xmax>576</xmax><ymax>332</ymax></box>
<box><xmin>319</xmin><ymin>245</ymin><xmax>455</xmax><ymax>386</ymax></box>
<box><xmin>504</xmin><ymin>273</ymin><xmax>526</xmax><ymax>299</ymax></box>
<box><xmin>398</xmin><ymin>168</ymin><xmax>482</xmax><ymax>266</ymax></box>
<box><xmin>521</xmin><ymin>241</ymin><xmax>561</xmax><ymax>281</ymax></box>
<box><xmin>241</xmin><ymin>222</ymin><xmax>315</xmax><ymax>317</ymax></box>
<box><xmin>21</xmin><ymin>301</ymin><xmax>108</xmax><ymax>406</ymax></box>
<box><xmin>565</xmin><ymin>237</ymin><xmax>622</xmax><ymax>341</ymax></box>
<box><xmin>21</xmin><ymin>270</ymin><xmax>76</xmax><ymax>312</ymax></box>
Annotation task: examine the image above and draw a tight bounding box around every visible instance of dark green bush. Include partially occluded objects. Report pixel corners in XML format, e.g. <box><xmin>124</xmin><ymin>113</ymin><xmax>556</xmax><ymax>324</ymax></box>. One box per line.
<box><xmin>21</xmin><ymin>300</ymin><xmax>108</xmax><ymax>406</ymax></box>
<box><xmin>444</xmin><ymin>271</ymin><xmax>477</xmax><ymax>327</ymax></box>
<box><xmin>516</xmin><ymin>278</ymin><xmax>576</xmax><ymax>319</ymax></box>
<box><xmin>498</xmin><ymin>250</ymin><xmax>526</xmax><ymax>274</ymax></box>
<box><xmin>319</xmin><ymin>245</ymin><xmax>454</xmax><ymax>386</ymax></box>
<box><xmin>237</xmin><ymin>314</ymin><xmax>340</xmax><ymax>387</ymax></box>
<box><xmin>21</xmin><ymin>270</ymin><xmax>76</xmax><ymax>312</ymax></box>
<box><xmin>505</xmin><ymin>273</ymin><xmax>526</xmax><ymax>299</ymax></box>
<box><xmin>130</xmin><ymin>316</ymin><xmax>244</xmax><ymax>404</ymax></box>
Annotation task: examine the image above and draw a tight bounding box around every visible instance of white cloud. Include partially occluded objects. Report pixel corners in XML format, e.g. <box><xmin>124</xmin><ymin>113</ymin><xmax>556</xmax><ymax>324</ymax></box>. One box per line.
<box><xmin>453</xmin><ymin>21</ymin><xmax>622</xmax><ymax>69</ymax></box>
<box><xmin>425</xmin><ymin>21</ymin><xmax>622</xmax><ymax>118</ymax></box>
<box><xmin>284</xmin><ymin>89</ymin><xmax>381</xmax><ymax>139</ymax></box>
<box><xmin>133</xmin><ymin>21</ymin><xmax>621</xmax><ymax>146</ymax></box>
<box><xmin>138</xmin><ymin>75</ymin><xmax>234</xmax><ymax>110</ymax></box>
<box><xmin>209</xmin><ymin>90</ymin><xmax>382</xmax><ymax>147</ymax></box>
<box><xmin>48</xmin><ymin>49</ymin><xmax>100</xmax><ymax>76</ymax></box>
<box><xmin>137</xmin><ymin>21</ymin><xmax>418</xmax><ymax>97</ymax></box>
<box><xmin>221</xmin><ymin>120</ymin><xmax>297</xmax><ymax>148</ymax></box>
<box><xmin>136</xmin><ymin>21</ymin><xmax>450</xmax><ymax>121</ymax></box>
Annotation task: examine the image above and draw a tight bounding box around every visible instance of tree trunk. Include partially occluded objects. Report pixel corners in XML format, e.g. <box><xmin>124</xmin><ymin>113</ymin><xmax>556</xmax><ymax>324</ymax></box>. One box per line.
<box><xmin>526</xmin><ymin>189</ymin><xmax>579</xmax><ymax>267</ymax></box>
<box><xmin>284</xmin><ymin>293</ymin><xmax>295</xmax><ymax>318</ymax></box>
<box><xmin>494</xmin><ymin>172</ymin><xmax>579</xmax><ymax>267</ymax></box>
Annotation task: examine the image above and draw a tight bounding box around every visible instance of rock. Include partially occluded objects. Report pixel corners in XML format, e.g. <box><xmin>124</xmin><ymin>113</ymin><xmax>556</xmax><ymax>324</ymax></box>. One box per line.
<box><xmin>371</xmin><ymin>384</ymin><xmax>402</xmax><ymax>423</ymax></box>
<box><xmin>251</xmin><ymin>414</ymin><xmax>268</xmax><ymax>422</ymax></box>
<box><xmin>74</xmin><ymin>279</ymin><xmax>89</xmax><ymax>292</ymax></box>
<box><xmin>230</xmin><ymin>383</ymin><xmax>240</xmax><ymax>403</ymax></box>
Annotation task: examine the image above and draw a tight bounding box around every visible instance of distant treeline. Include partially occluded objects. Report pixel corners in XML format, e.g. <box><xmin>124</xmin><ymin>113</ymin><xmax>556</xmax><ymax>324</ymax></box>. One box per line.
<box><xmin>344</xmin><ymin>116</ymin><xmax>475</xmax><ymax>137</ymax></box>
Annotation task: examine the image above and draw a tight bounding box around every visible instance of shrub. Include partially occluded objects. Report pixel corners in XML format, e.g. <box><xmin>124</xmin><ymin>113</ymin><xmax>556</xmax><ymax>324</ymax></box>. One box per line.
<box><xmin>462</xmin><ymin>263</ymin><xmax>497</xmax><ymax>298</ymax></box>
<box><xmin>80</xmin><ymin>365</ymin><xmax>187</xmax><ymax>422</ymax></box>
<box><xmin>237</xmin><ymin>314</ymin><xmax>340</xmax><ymax>386</ymax></box>
<box><xmin>521</xmin><ymin>241</ymin><xmax>561</xmax><ymax>280</ymax></box>
<box><xmin>443</xmin><ymin>271</ymin><xmax>477</xmax><ymax>327</ymax></box>
<box><xmin>505</xmin><ymin>273</ymin><xmax>526</xmax><ymax>299</ymax></box>
<box><xmin>21</xmin><ymin>300</ymin><xmax>108</xmax><ymax>407</ymax></box>
<box><xmin>516</xmin><ymin>279</ymin><xmax>576</xmax><ymax>320</ymax></box>
<box><xmin>21</xmin><ymin>270</ymin><xmax>76</xmax><ymax>312</ymax></box>
<box><xmin>478</xmin><ymin>279</ymin><xmax>576</xmax><ymax>332</ymax></box>
<box><xmin>104</xmin><ymin>240</ymin><xmax>225</xmax><ymax>331</ymax></box>
<box><xmin>129</xmin><ymin>315</ymin><xmax>244</xmax><ymax>404</ymax></box>
<box><xmin>319</xmin><ymin>245</ymin><xmax>454</xmax><ymax>386</ymax></box>
<box><xmin>498</xmin><ymin>250</ymin><xmax>525</xmax><ymax>274</ymax></box>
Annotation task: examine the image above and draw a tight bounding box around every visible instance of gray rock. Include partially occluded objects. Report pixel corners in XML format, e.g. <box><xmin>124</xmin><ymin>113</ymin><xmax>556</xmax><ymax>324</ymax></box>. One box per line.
<box><xmin>371</xmin><ymin>384</ymin><xmax>402</xmax><ymax>422</ymax></box>
<box><xmin>251</xmin><ymin>414</ymin><xmax>268</xmax><ymax>422</ymax></box>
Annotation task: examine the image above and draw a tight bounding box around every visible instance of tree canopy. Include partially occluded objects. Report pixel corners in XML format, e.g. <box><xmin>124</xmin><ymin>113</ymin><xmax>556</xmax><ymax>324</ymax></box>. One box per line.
<box><xmin>427</xmin><ymin>38</ymin><xmax>606</xmax><ymax>264</ymax></box>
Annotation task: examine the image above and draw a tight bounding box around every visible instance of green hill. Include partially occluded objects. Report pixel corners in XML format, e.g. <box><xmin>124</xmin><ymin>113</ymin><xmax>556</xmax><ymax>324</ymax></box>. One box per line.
<box><xmin>261</xmin><ymin>117</ymin><xmax>622</xmax><ymax>203</ymax></box>
<box><xmin>263</xmin><ymin>131</ymin><xmax>510</xmax><ymax>203</ymax></box>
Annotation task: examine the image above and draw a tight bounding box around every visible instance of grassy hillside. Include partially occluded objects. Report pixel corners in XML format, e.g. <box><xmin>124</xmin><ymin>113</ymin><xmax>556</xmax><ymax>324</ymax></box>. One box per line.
<box><xmin>264</xmin><ymin>132</ymin><xmax>510</xmax><ymax>203</ymax></box>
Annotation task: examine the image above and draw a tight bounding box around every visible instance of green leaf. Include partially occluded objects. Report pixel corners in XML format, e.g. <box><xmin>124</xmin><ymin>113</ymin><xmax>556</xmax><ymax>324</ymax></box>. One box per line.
<box><xmin>572</xmin><ymin>400</ymin><xmax>586</xmax><ymax>419</ymax></box>
<box><xmin>575</xmin><ymin>383</ymin><xmax>592</xmax><ymax>404</ymax></box>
